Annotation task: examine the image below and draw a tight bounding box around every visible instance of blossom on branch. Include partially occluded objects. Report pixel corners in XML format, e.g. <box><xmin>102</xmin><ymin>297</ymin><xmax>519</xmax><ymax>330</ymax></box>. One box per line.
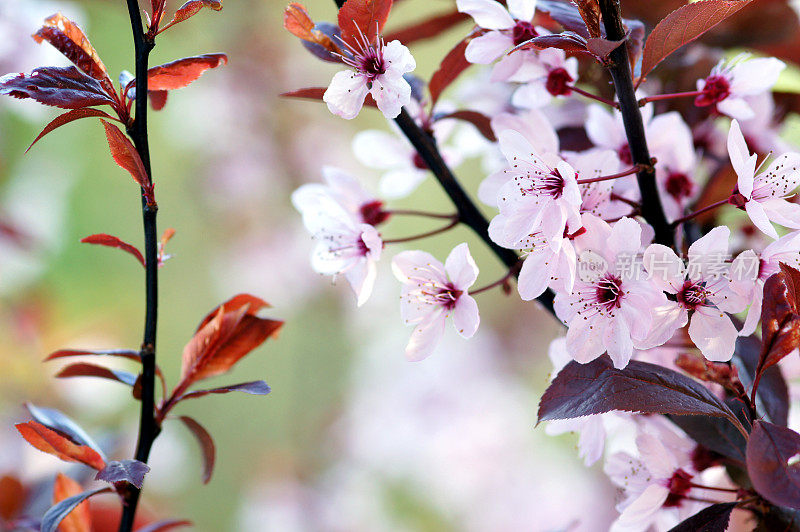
<box><xmin>696</xmin><ymin>54</ymin><xmax>785</xmax><ymax>120</ymax></box>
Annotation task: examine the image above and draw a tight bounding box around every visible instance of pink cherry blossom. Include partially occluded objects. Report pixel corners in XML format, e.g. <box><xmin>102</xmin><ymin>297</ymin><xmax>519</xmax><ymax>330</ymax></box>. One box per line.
<box><xmin>696</xmin><ymin>54</ymin><xmax>785</xmax><ymax>120</ymax></box>
<box><xmin>457</xmin><ymin>0</ymin><xmax>538</xmax><ymax>66</ymax></box>
<box><xmin>489</xmin><ymin>129</ymin><xmax>582</xmax><ymax>245</ymax></box>
<box><xmin>392</xmin><ymin>243</ymin><xmax>480</xmax><ymax>361</ymax></box>
<box><xmin>727</xmin><ymin>119</ymin><xmax>800</xmax><ymax>238</ymax></box>
<box><xmin>554</xmin><ymin>215</ymin><xmax>668</xmax><ymax>369</ymax></box>
<box><xmin>323</xmin><ymin>37</ymin><xmax>416</xmax><ymax>120</ymax></box>
<box><xmin>643</xmin><ymin>226</ymin><xmax>746</xmax><ymax>362</ymax></box>
<box><xmin>511</xmin><ymin>48</ymin><xmax>580</xmax><ymax>108</ymax></box>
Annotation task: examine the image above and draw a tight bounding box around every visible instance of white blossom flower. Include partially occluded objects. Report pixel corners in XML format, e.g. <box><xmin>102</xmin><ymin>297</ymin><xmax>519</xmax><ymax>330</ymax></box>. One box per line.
<box><xmin>696</xmin><ymin>54</ymin><xmax>785</xmax><ymax>120</ymax></box>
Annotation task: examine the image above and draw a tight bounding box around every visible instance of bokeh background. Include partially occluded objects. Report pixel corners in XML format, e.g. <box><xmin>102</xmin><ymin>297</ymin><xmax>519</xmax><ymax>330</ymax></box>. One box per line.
<box><xmin>1</xmin><ymin>0</ymin><xmax>797</xmax><ymax>530</ymax></box>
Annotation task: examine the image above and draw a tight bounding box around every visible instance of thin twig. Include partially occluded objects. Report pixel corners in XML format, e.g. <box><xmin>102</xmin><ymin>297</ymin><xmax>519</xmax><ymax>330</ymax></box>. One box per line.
<box><xmin>383</xmin><ymin>218</ymin><xmax>459</xmax><ymax>243</ymax></box>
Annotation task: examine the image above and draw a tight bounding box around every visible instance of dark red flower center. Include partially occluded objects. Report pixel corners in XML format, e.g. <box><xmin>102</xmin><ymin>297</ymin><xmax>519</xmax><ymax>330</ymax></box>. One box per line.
<box><xmin>512</xmin><ymin>21</ymin><xmax>538</xmax><ymax>46</ymax></box>
<box><xmin>665</xmin><ymin>172</ymin><xmax>694</xmax><ymax>201</ymax></box>
<box><xmin>359</xmin><ymin>49</ymin><xmax>386</xmax><ymax>80</ymax></box>
<box><xmin>695</xmin><ymin>75</ymin><xmax>731</xmax><ymax>107</ymax></box>
<box><xmin>595</xmin><ymin>275</ymin><xmax>624</xmax><ymax>311</ymax></box>
<box><xmin>677</xmin><ymin>280</ymin><xmax>708</xmax><ymax>311</ymax></box>
<box><xmin>664</xmin><ymin>468</ymin><xmax>694</xmax><ymax>507</ymax></box>
<box><xmin>412</xmin><ymin>152</ymin><xmax>428</xmax><ymax>170</ymax></box>
<box><xmin>359</xmin><ymin>200</ymin><xmax>391</xmax><ymax>227</ymax></box>
<box><xmin>545</xmin><ymin>67</ymin><xmax>574</xmax><ymax>97</ymax></box>
<box><xmin>617</xmin><ymin>144</ymin><xmax>633</xmax><ymax>166</ymax></box>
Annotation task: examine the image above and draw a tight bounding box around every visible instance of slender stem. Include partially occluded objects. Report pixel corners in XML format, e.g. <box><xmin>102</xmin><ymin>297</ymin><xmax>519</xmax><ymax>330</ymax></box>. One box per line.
<box><xmin>385</xmin><ymin>209</ymin><xmax>457</xmax><ymax>220</ymax></box>
<box><xmin>471</xmin><ymin>261</ymin><xmax>522</xmax><ymax>295</ymax></box>
<box><xmin>598</xmin><ymin>0</ymin><xmax>673</xmax><ymax>248</ymax></box>
<box><xmin>568</xmin><ymin>84</ymin><xmax>619</xmax><ymax>108</ymax></box>
<box><xmin>670</xmin><ymin>198</ymin><xmax>728</xmax><ymax>227</ymax></box>
<box><xmin>393</xmin><ymin>109</ymin><xmax>555</xmax><ymax>314</ymax></box>
<box><xmin>688</xmin><ymin>483</ymin><xmax>741</xmax><ymax>494</ymax></box>
<box><xmin>639</xmin><ymin>90</ymin><xmax>705</xmax><ymax>105</ymax></box>
<box><xmin>383</xmin><ymin>219</ymin><xmax>459</xmax><ymax>244</ymax></box>
<box><xmin>119</xmin><ymin>2</ymin><xmax>159</xmax><ymax>531</ymax></box>
<box><xmin>576</xmin><ymin>163</ymin><xmax>648</xmax><ymax>184</ymax></box>
<box><xmin>610</xmin><ymin>193</ymin><xmax>640</xmax><ymax>209</ymax></box>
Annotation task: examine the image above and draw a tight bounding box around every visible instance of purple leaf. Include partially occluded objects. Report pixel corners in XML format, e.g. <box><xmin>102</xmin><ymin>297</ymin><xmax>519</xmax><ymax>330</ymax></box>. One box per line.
<box><xmin>538</xmin><ymin>356</ymin><xmax>742</xmax><ymax>431</ymax></box>
<box><xmin>733</xmin><ymin>335</ymin><xmax>789</xmax><ymax>427</ymax></box>
<box><xmin>668</xmin><ymin>415</ymin><xmax>746</xmax><ymax>464</ymax></box>
<box><xmin>40</xmin><ymin>486</ymin><xmax>111</xmax><ymax>532</ymax></box>
<box><xmin>26</xmin><ymin>403</ymin><xmax>105</xmax><ymax>459</ymax></box>
<box><xmin>179</xmin><ymin>416</ymin><xmax>216</xmax><ymax>484</ymax></box>
<box><xmin>667</xmin><ymin>502</ymin><xmax>737</xmax><ymax>531</ymax></box>
<box><xmin>0</xmin><ymin>66</ymin><xmax>115</xmax><ymax>109</ymax></box>
<box><xmin>135</xmin><ymin>519</ymin><xmax>193</xmax><ymax>532</ymax></box>
<box><xmin>55</xmin><ymin>362</ymin><xmax>137</xmax><ymax>387</ymax></box>
<box><xmin>95</xmin><ymin>459</ymin><xmax>150</xmax><ymax>488</ymax></box>
<box><xmin>177</xmin><ymin>380</ymin><xmax>271</xmax><ymax>402</ymax></box>
<box><xmin>746</xmin><ymin>420</ymin><xmax>800</xmax><ymax>509</ymax></box>
<box><xmin>45</xmin><ymin>348</ymin><xmax>141</xmax><ymax>362</ymax></box>
<box><xmin>513</xmin><ymin>32</ymin><xmax>589</xmax><ymax>55</ymax></box>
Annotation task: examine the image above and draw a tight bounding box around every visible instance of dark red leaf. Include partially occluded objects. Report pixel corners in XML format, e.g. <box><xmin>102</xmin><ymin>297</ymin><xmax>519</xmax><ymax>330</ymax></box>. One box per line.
<box><xmin>284</xmin><ymin>3</ymin><xmax>341</xmax><ymax>54</ymax></box>
<box><xmin>26</xmin><ymin>403</ymin><xmax>105</xmax><ymax>457</ymax></box>
<box><xmin>667</xmin><ymin>502</ymin><xmax>737</xmax><ymax>532</ymax></box>
<box><xmin>179</xmin><ymin>416</ymin><xmax>215</xmax><ymax>484</ymax></box>
<box><xmin>585</xmin><ymin>36</ymin><xmax>625</xmax><ymax>61</ymax></box>
<box><xmin>149</xmin><ymin>90</ymin><xmax>168</xmax><ymax>111</ymax></box>
<box><xmin>537</xmin><ymin>0</ymin><xmax>594</xmax><ymax>37</ymax></box>
<box><xmin>45</xmin><ymin>348</ymin><xmax>140</xmax><ymax>362</ymax></box>
<box><xmin>16</xmin><ymin>421</ymin><xmax>106</xmax><ymax>470</ymax></box>
<box><xmin>135</xmin><ymin>520</ymin><xmax>193</xmax><ymax>532</ymax></box>
<box><xmin>573</xmin><ymin>0</ymin><xmax>602</xmax><ymax>38</ymax></box>
<box><xmin>747</xmin><ymin>420</ymin><xmax>800</xmax><ymax>509</ymax></box>
<box><xmin>669</xmin><ymin>415</ymin><xmax>746</xmax><ymax>463</ymax></box>
<box><xmin>538</xmin><ymin>356</ymin><xmax>741</xmax><ymax>429</ymax></box>
<box><xmin>437</xmin><ymin>110</ymin><xmax>496</xmax><ymax>142</ymax></box>
<box><xmin>55</xmin><ymin>362</ymin><xmax>137</xmax><ymax>387</ymax></box>
<box><xmin>281</xmin><ymin>87</ymin><xmax>380</xmax><ymax>109</ymax></box>
<box><xmin>640</xmin><ymin>0</ymin><xmax>754</xmax><ymax>79</ymax></box>
<box><xmin>0</xmin><ymin>66</ymin><xmax>116</xmax><ymax>109</ymax></box>
<box><xmin>338</xmin><ymin>0</ymin><xmax>393</xmax><ymax>49</ymax></box>
<box><xmin>26</xmin><ymin>108</ymin><xmax>116</xmax><ymax>153</ymax></box>
<box><xmin>513</xmin><ymin>32</ymin><xmax>589</xmax><ymax>54</ymax></box>
<box><xmin>95</xmin><ymin>460</ymin><xmax>149</xmax><ymax>489</ymax></box>
<box><xmin>196</xmin><ymin>293</ymin><xmax>270</xmax><ymax>330</ymax></box>
<box><xmin>164</xmin><ymin>0</ymin><xmax>222</xmax><ymax>28</ymax></box>
<box><xmin>0</xmin><ymin>475</ymin><xmax>26</xmax><ymax>521</ymax></box>
<box><xmin>733</xmin><ymin>335</ymin><xmax>789</xmax><ymax>427</ymax></box>
<box><xmin>176</xmin><ymin>380</ymin><xmax>271</xmax><ymax>402</ymax></box>
<box><xmin>100</xmin><ymin>120</ymin><xmax>152</xmax><ymax>200</ymax></box>
<box><xmin>80</xmin><ymin>234</ymin><xmax>145</xmax><ymax>267</ymax></box>
<box><xmin>42</xmin><ymin>478</ymin><xmax>108</xmax><ymax>532</ymax></box>
<box><xmin>429</xmin><ymin>38</ymin><xmax>470</xmax><ymax>107</ymax></box>
<box><xmin>143</xmin><ymin>54</ymin><xmax>228</xmax><ymax>92</ymax></box>
<box><xmin>32</xmin><ymin>13</ymin><xmax>110</xmax><ymax>83</ymax></box>
<box><xmin>383</xmin><ymin>10</ymin><xmax>470</xmax><ymax>45</ymax></box>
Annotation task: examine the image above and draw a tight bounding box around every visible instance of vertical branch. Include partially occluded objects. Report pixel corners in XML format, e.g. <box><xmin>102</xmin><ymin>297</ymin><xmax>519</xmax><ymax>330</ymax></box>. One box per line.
<box><xmin>120</xmin><ymin>1</ymin><xmax>159</xmax><ymax>531</ymax></box>
<box><xmin>598</xmin><ymin>0</ymin><xmax>673</xmax><ymax>247</ymax></box>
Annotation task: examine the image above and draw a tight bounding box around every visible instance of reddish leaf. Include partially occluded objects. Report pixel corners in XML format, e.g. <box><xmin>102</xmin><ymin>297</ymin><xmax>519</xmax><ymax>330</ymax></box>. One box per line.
<box><xmin>640</xmin><ymin>0</ymin><xmax>754</xmax><ymax>79</ymax></box>
<box><xmin>514</xmin><ymin>32</ymin><xmax>590</xmax><ymax>54</ymax></box>
<box><xmin>26</xmin><ymin>404</ymin><xmax>105</xmax><ymax>456</ymax></box>
<box><xmin>733</xmin><ymin>335</ymin><xmax>789</xmax><ymax>427</ymax></box>
<box><xmin>164</xmin><ymin>0</ymin><xmax>222</xmax><ymax>28</ymax></box>
<box><xmin>95</xmin><ymin>460</ymin><xmax>149</xmax><ymax>489</ymax></box>
<box><xmin>0</xmin><ymin>66</ymin><xmax>116</xmax><ymax>109</ymax></box>
<box><xmin>176</xmin><ymin>380</ymin><xmax>271</xmax><ymax>402</ymax></box>
<box><xmin>55</xmin><ymin>362</ymin><xmax>137</xmax><ymax>387</ymax></box>
<box><xmin>429</xmin><ymin>38</ymin><xmax>470</xmax><ymax>107</ymax></box>
<box><xmin>143</xmin><ymin>54</ymin><xmax>228</xmax><ymax>92</ymax></box>
<box><xmin>383</xmin><ymin>10</ymin><xmax>470</xmax><ymax>45</ymax></box>
<box><xmin>26</xmin><ymin>108</ymin><xmax>116</xmax><ymax>153</ymax></box>
<box><xmin>179</xmin><ymin>416</ymin><xmax>216</xmax><ymax>484</ymax></box>
<box><xmin>32</xmin><ymin>13</ymin><xmax>110</xmax><ymax>83</ymax></box>
<box><xmin>52</xmin><ymin>474</ymin><xmax>92</xmax><ymax>532</ymax></box>
<box><xmin>16</xmin><ymin>421</ymin><xmax>105</xmax><ymax>470</ymax></box>
<box><xmin>80</xmin><ymin>234</ymin><xmax>145</xmax><ymax>267</ymax></box>
<box><xmin>573</xmin><ymin>0</ymin><xmax>602</xmax><ymax>38</ymax></box>
<box><xmin>669</xmin><ymin>415</ymin><xmax>746</xmax><ymax>463</ymax></box>
<box><xmin>100</xmin><ymin>120</ymin><xmax>152</xmax><ymax>199</ymax></box>
<box><xmin>149</xmin><ymin>90</ymin><xmax>168</xmax><ymax>111</ymax></box>
<box><xmin>337</xmin><ymin>0</ymin><xmax>393</xmax><ymax>49</ymax></box>
<box><xmin>135</xmin><ymin>520</ymin><xmax>193</xmax><ymax>532</ymax></box>
<box><xmin>284</xmin><ymin>3</ymin><xmax>341</xmax><ymax>53</ymax></box>
<box><xmin>437</xmin><ymin>110</ymin><xmax>496</xmax><ymax>142</ymax></box>
<box><xmin>281</xmin><ymin>87</ymin><xmax>380</xmax><ymax>109</ymax></box>
<box><xmin>0</xmin><ymin>475</ymin><xmax>26</xmax><ymax>521</ymax></box>
<box><xmin>668</xmin><ymin>502</ymin><xmax>737</xmax><ymax>532</ymax></box>
<box><xmin>538</xmin><ymin>356</ymin><xmax>741</xmax><ymax>429</ymax></box>
<box><xmin>747</xmin><ymin>420</ymin><xmax>800</xmax><ymax>509</ymax></box>
<box><xmin>45</xmin><ymin>348</ymin><xmax>140</xmax><ymax>362</ymax></box>
<box><xmin>42</xmin><ymin>478</ymin><xmax>108</xmax><ymax>532</ymax></box>
<box><xmin>196</xmin><ymin>293</ymin><xmax>270</xmax><ymax>330</ymax></box>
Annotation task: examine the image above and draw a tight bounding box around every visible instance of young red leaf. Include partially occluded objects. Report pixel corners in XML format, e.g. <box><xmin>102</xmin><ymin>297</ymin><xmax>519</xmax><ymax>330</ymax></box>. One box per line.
<box><xmin>383</xmin><ymin>10</ymin><xmax>470</xmax><ymax>45</ymax></box>
<box><xmin>94</xmin><ymin>460</ymin><xmax>150</xmax><ymax>489</ymax></box>
<box><xmin>143</xmin><ymin>54</ymin><xmax>228</xmax><ymax>92</ymax></box>
<box><xmin>538</xmin><ymin>356</ymin><xmax>743</xmax><ymax>432</ymax></box>
<box><xmin>175</xmin><ymin>380</ymin><xmax>271</xmax><ymax>402</ymax></box>
<box><xmin>437</xmin><ymin>110</ymin><xmax>496</xmax><ymax>142</ymax></box>
<box><xmin>135</xmin><ymin>520</ymin><xmax>193</xmax><ymax>532</ymax></box>
<box><xmin>429</xmin><ymin>38</ymin><xmax>470</xmax><ymax>107</ymax></box>
<box><xmin>32</xmin><ymin>13</ymin><xmax>110</xmax><ymax>83</ymax></box>
<box><xmin>26</xmin><ymin>108</ymin><xmax>116</xmax><ymax>153</ymax></box>
<box><xmin>667</xmin><ymin>502</ymin><xmax>737</xmax><ymax>532</ymax></box>
<box><xmin>55</xmin><ymin>362</ymin><xmax>138</xmax><ymax>387</ymax></box>
<box><xmin>45</xmin><ymin>348</ymin><xmax>140</xmax><ymax>362</ymax></box>
<box><xmin>149</xmin><ymin>90</ymin><xmax>168</xmax><ymax>111</ymax></box>
<box><xmin>42</xmin><ymin>477</ymin><xmax>109</xmax><ymax>532</ymax></box>
<box><xmin>639</xmin><ymin>0</ymin><xmax>754</xmax><ymax>80</ymax></box>
<box><xmin>747</xmin><ymin>420</ymin><xmax>800</xmax><ymax>509</ymax></box>
<box><xmin>513</xmin><ymin>32</ymin><xmax>590</xmax><ymax>54</ymax></box>
<box><xmin>80</xmin><ymin>234</ymin><xmax>145</xmax><ymax>267</ymax></box>
<box><xmin>25</xmin><ymin>404</ymin><xmax>105</xmax><ymax>457</ymax></box>
<box><xmin>572</xmin><ymin>0</ymin><xmax>602</xmax><ymax>38</ymax></box>
<box><xmin>163</xmin><ymin>0</ymin><xmax>223</xmax><ymax>29</ymax></box>
<box><xmin>281</xmin><ymin>87</ymin><xmax>380</xmax><ymax>109</ymax></box>
<box><xmin>0</xmin><ymin>66</ymin><xmax>116</xmax><ymax>109</ymax></box>
<box><xmin>179</xmin><ymin>416</ymin><xmax>215</xmax><ymax>484</ymax></box>
<box><xmin>0</xmin><ymin>475</ymin><xmax>26</xmax><ymax>521</ymax></box>
<box><xmin>195</xmin><ymin>293</ymin><xmax>270</xmax><ymax>330</ymax></box>
<box><xmin>337</xmin><ymin>0</ymin><xmax>393</xmax><ymax>49</ymax></box>
<box><xmin>51</xmin><ymin>474</ymin><xmax>92</xmax><ymax>532</ymax></box>
<box><xmin>100</xmin><ymin>120</ymin><xmax>153</xmax><ymax>200</ymax></box>
<box><xmin>16</xmin><ymin>421</ymin><xmax>106</xmax><ymax>470</ymax></box>
<box><xmin>284</xmin><ymin>3</ymin><xmax>317</xmax><ymax>41</ymax></box>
